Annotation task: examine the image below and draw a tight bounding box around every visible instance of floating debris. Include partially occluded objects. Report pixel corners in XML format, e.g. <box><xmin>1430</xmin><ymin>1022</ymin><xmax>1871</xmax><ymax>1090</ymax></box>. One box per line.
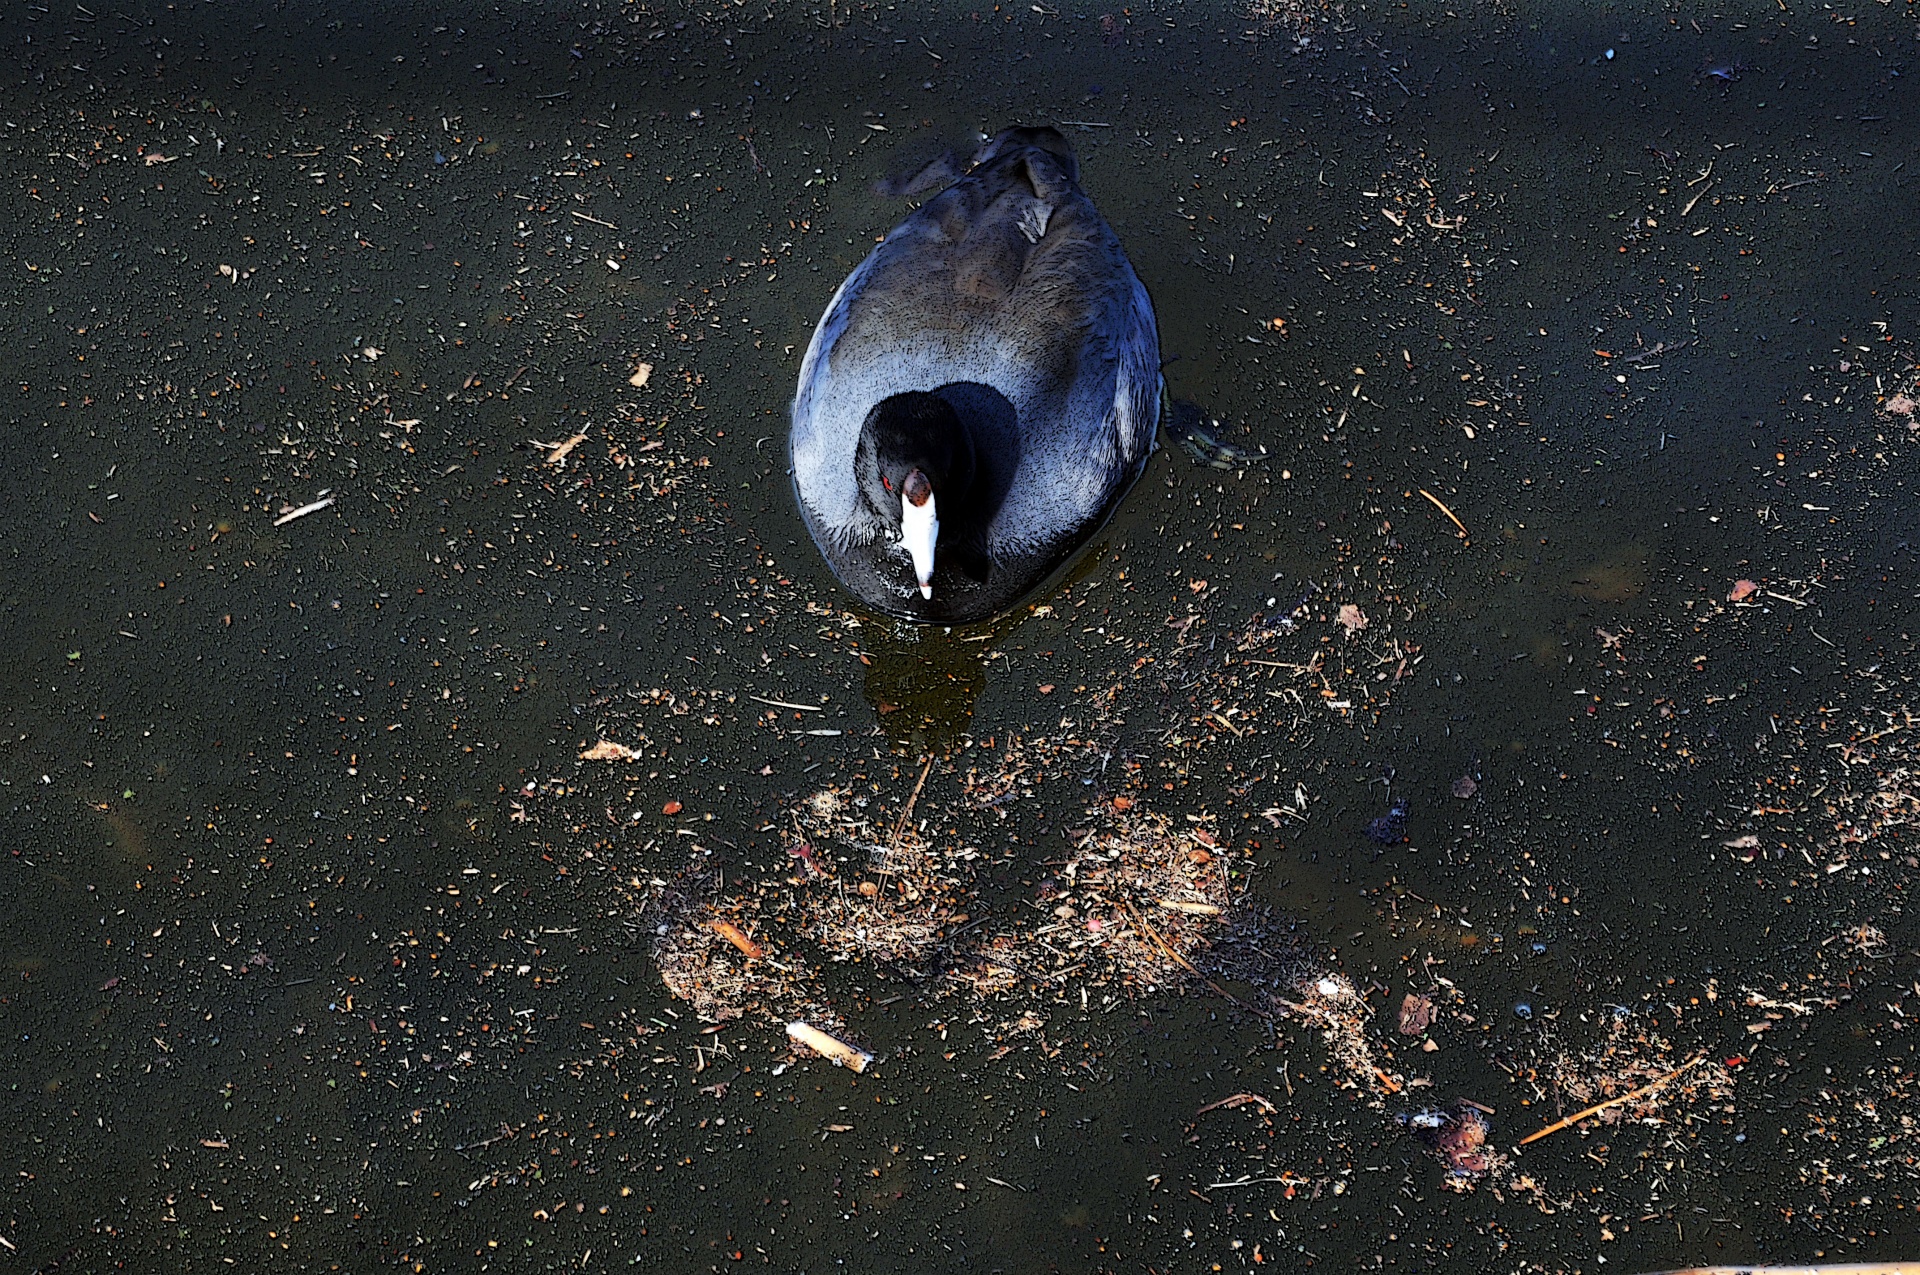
<box><xmin>648</xmin><ymin>862</ymin><xmax>803</xmax><ymax>1023</ymax></box>
<box><xmin>1166</xmin><ymin>410</ymin><xmax>1268</xmax><ymax>470</ymax></box>
<box><xmin>944</xmin><ymin>802</ymin><xmax>1314</xmax><ymax>1005</ymax></box>
<box><xmin>272</xmin><ymin>494</ymin><xmax>335</xmax><ymax>526</ymax></box>
<box><xmin>1363</xmin><ymin>796</ymin><xmax>1410</xmax><ymax>844</ymax></box>
<box><xmin>709</xmin><ymin>919</ymin><xmax>763</xmax><ymax>959</ymax></box>
<box><xmin>645</xmin><ymin>782</ymin><xmax>1324</xmax><ymax>1060</ymax></box>
<box><xmin>578</xmin><ymin>739</ymin><xmax>643</xmax><ymax>762</ymax></box>
<box><xmin>1272</xmin><ymin>972</ymin><xmax>1405</xmax><ymax>1101</ymax></box>
<box><xmin>1400</xmin><ymin>1101</ymin><xmax>1499</xmax><ymax>1190</ymax></box>
<box><xmin>1529</xmin><ymin>1014</ymin><xmax>1734</xmax><ymax>1141</ymax></box>
<box><xmin>535</xmin><ymin>430</ymin><xmax>590</xmax><ymax>467</ymax></box>
<box><xmin>1519</xmin><ymin>1057</ymin><xmax>1718</xmax><ymax>1148</ymax></box>
<box><xmin>785</xmin><ymin>1020</ymin><xmax>873</xmax><ymax>1072</ymax></box>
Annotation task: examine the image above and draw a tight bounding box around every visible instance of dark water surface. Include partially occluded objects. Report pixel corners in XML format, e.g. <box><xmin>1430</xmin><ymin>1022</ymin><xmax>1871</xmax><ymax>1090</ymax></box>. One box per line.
<box><xmin>3</xmin><ymin>1</ymin><xmax>1918</xmax><ymax>1270</ymax></box>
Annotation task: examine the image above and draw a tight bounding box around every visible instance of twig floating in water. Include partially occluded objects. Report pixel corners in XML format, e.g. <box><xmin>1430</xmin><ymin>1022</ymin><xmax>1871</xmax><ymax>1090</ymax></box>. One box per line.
<box><xmin>749</xmin><ymin>694</ymin><xmax>822</xmax><ymax>712</ymax></box>
<box><xmin>579</xmin><ymin>740</ymin><xmax>643</xmax><ymax>762</ymax></box>
<box><xmin>1195</xmin><ymin>1092</ymin><xmax>1277</xmax><ymax>1116</ymax></box>
<box><xmin>1417</xmin><ymin>488</ymin><xmax>1470</xmax><ymax>540</ymax></box>
<box><xmin>889</xmin><ymin>755</ymin><xmax>935</xmax><ymax>849</ymax></box>
<box><xmin>1516</xmin><ymin>1055</ymin><xmax>1709</xmax><ymax>1146</ymax></box>
<box><xmin>273</xmin><ymin>496</ymin><xmax>335</xmax><ymax>526</ymax></box>
<box><xmin>538</xmin><ymin>431</ymin><xmax>589</xmax><ymax>467</ymax></box>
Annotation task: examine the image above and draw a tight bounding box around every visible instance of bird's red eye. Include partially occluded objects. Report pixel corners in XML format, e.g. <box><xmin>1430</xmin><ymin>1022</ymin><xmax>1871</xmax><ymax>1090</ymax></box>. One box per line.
<box><xmin>881</xmin><ymin>475</ymin><xmax>893</xmax><ymax>492</ymax></box>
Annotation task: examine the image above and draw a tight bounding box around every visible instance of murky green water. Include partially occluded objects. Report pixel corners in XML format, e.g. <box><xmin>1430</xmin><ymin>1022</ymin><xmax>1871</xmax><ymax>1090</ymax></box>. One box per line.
<box><xmin>3</xmin><ymin>1</ymin><xmax>1917</xmax><ymax>1270</ymax></box>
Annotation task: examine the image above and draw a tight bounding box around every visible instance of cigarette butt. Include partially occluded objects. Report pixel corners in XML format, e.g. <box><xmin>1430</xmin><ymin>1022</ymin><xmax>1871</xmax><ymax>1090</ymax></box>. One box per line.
<box><xmin>786</xmin><ymin>1021</ymin><xmax>873</xmax><ymax>1072</ymax></box>
<box><xmin>1157</xmin><ymin>899</ymin><xmax>1224</xmax><ymax>915</ymax></box>
<box><xmin>710</xmin><ymin>919</ymin><xmax>763</xmax><ymax>959</ymax></box>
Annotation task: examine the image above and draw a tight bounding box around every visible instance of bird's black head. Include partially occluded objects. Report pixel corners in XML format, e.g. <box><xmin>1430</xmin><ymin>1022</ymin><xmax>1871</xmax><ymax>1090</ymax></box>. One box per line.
<box><xmin>854</xmin><ymin>392</ymin><xmax>976</xmax><ymax>521</ymax></box>
<box><xmin>854</xmin><ymin>392</ymin><xmax>978</xmax><ymax>599</ymax></box>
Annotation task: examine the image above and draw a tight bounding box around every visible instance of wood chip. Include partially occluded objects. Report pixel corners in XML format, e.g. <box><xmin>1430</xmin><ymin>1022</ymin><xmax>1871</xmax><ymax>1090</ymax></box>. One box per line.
<box><xmin>579</xmin><ymin>740</ymin><xmax>642</xmax><ymax>762</ymax></box>
<box><xmin>710</xmin><ymin>920</ymin><xmax>763</xmax><ymax>959</ymax></box>
<box><xmin>538</xmin><ymin>431</ymin><xmax>589</xmax><ymax>466</ymax></box>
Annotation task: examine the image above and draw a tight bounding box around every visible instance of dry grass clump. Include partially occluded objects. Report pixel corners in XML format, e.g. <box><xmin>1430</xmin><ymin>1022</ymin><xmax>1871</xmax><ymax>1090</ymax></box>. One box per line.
<box><xmin>940</xmin><ymin>803</ymin><xmax>1322</xmax><ymax>1014</ymax></box>
<box><xmin>639</xmin><ymin>776</ymin><xmax>1419</xmax><ymax>1098</ymax></box>
<box><xmin>936</xmin><ymin>804</ymin><xmax>1256</xmax><ymax>998</ymax></box>
<box><xmin>1273</xmin><ymin>972</ymin><xmax>1407</xmax><ymax>1102</ymax></box>
<box><xmin>648</xmin><ymin>863</ymin><xmax>800</xmax><ymax>1023</ymax></box>
<box><xmin>1031</xmin><ymin>805</ymin><xmax>1243</xmax><ymax>988</ymax></box>
<box><xmin>642</xmin><ymin>789</ymin><xmax>1425</xmax><ymax>1125</ymax></box>
<box><xmin>645</xmin><ymin>784</ymin><xmax>981</xmax><ymax>1025</ymax></box>
<box><xmin>1244</xmin><ymin>0</ymin><xmax>1342</xmax><ymax>38</ymax></box>
<box><xmin>644</xmin><ymin>784</ymin><xmax>1330</xmax><ymax>1043</ymax></box>
<box><xmin>1541</xmin><ymin>1013</ymin><xmax>1734</xmax><ymax>1129</ymax></box>
<box><xmin>1156</xmin><ymin>589</ymin><xmax>1421</xmax><ymax>751</ymax></box>
<box><xmin>785</xmin><ymin>784</ymin><xmax>974</xmax><ymax>973</ymax></box>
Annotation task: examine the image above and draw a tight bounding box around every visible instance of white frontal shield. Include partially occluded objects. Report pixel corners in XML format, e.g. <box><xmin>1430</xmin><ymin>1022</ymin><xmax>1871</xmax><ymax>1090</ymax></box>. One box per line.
<box><xmin>900</xmin><ymin>491</ymin><xmax>938</xmax><ymax>600</ymax></box>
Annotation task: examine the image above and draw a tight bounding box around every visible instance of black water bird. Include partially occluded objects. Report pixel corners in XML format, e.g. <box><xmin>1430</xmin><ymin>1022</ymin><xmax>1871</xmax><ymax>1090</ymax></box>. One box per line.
<box><xmin>790</xmin><ymin>126</ymin><xmax>1162</xmax><ymax>622</ymax></box>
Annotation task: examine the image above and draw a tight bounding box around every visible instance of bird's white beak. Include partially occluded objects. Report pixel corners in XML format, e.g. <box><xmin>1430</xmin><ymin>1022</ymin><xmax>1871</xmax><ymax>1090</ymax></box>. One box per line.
<box><xmin>900</xmin><ymin>488</ymin><xmax>938</xmax><ymax>601</ymax></box>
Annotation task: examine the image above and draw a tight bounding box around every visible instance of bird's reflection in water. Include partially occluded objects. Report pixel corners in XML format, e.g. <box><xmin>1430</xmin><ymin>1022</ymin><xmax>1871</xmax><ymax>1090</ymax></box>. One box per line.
<box><xmin>857</xmin><ymin>537</ymin><xmax>1117</xmax><ymax>750</ymax></box>
<box><xmin>860</xmin><ymin>621</ymin><xmax>992</xmax><ymax>751</ymax></box>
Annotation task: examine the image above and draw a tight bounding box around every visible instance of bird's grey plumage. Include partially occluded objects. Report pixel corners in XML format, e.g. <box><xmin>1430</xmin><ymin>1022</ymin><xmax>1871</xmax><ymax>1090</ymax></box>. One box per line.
<box><xmin>791</xmin><ymin>127</ymin><xmax>1161</xmax><ymax>622</ymax></box>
